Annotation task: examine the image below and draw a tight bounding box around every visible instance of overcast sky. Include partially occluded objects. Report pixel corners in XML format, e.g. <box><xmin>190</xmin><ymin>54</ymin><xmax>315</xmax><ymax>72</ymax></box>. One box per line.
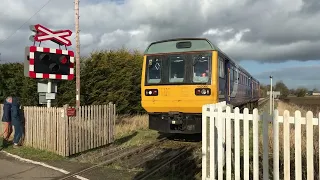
<box><xmin>0</xmin><ymin>0</ymin><xmax>319</xmax><ymax>90</ymax></box>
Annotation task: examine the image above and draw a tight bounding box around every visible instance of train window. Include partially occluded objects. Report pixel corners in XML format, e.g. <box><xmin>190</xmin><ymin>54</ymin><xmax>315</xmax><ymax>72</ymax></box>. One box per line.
<box><xmin>242</xmin><ymin>75</ymin><xmax>244</xmax><ymax>84</ymax></box>
<box><xmin>169</xmin><ymin>55</ymin><xmax>185</xmax><ymax>83</ymax></box>
<box><xmin>193</xmin><ymin>54</ymin><xmax>210</xmax><ymax>83</ymax></box>
<box><xmin>147</xmin><ymin>58</ymin><xmax>161</xmax><ymax>83</ymax></box>
<box><xmin>233</xmin><ymin>69</ymin><xmax>237</xmax><ymax>83</ymax></box>
<box><xmin>176</xmin><ymin>41</ymin><xmax>192</xmax><ymax>49</ymax></box>
<box><xmin>230</xmin><ymin>67</ymin><xmax>234</xmax><ymax>82</ymax></box>
<box><xmin>219</xmin><ymin>57</ymin><xmax>225</xmax><ymax>78</ymax></box>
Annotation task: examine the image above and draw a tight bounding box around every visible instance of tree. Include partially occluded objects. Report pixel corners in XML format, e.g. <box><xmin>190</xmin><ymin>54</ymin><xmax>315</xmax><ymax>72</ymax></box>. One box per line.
<box><xmin>0</xmin><ymin>63</ymin><xmax>38</xmax><ymax>105</ymax></box>
<box><xmin>274</xmin><ymin>81</ymin><xmax>289</xmax><ymax>99</ymax></box>
<box><xmin>259</xmin><ymin>84</ymin><xmax>270</xmax><ymax>97</ymax></box>
<box><xmin>80</xmin><ymin>48</ymin><xmax>144</xmax><ymax>114</ymax></box>
<box><xmin>289</xmin><ymin>88</ymin><xmax>296</xmax><ymax>95</ymax></box>
<box><xmin>0</xmin><ymin>48</ymin><xmax>145</xmax><ymax>115</ymax></box>
<box><xmin>295</xmin><ymin>87</ymin><xmax>308</xmax><ymax>97</ymax></box>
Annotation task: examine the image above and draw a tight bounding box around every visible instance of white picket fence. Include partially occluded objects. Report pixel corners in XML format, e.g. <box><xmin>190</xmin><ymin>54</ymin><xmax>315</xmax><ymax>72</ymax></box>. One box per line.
<box><xmin>202</xmin><ymin>102</ymin><xmax>320</xmax><ymax>180</ymax></box>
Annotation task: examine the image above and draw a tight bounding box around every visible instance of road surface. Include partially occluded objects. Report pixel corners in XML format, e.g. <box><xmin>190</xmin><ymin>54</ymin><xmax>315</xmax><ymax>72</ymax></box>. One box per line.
<box><xmin>0</xmin><ymin>152</ymin><xmax>64</xmax><ymax>180</ymax></box>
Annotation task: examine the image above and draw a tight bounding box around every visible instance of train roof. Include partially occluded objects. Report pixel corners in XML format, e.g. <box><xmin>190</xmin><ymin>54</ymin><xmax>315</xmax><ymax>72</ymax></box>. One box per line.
<box><xmin>144</xmin><ymin>38</ymin><xmax>259</xmax><ymax>83</ymax></box>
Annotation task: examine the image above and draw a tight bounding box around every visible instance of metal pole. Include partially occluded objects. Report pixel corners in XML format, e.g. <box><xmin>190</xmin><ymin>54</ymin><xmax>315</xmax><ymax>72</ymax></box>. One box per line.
<box><xmin>75</xmin><ymin>0</ymin><xmax>80</xmax><ymax>108</ymax></box>
<box><xmin>269</xmin><ymin>76</ymin><xmax>273</xmax><ymax>115</ymax></box>
<box><xmin>272</xmin><ymin>93</ymin><xmax>275</xmax><ymax>112</ymax></box>
<box><xmin>47</xmin><ymin>80</ymin><xmax>51</xmax><ymax>108</ymax></box>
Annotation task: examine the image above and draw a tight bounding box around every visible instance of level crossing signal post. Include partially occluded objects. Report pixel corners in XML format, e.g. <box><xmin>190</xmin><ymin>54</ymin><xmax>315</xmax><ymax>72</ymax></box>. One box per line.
<box><xmin>267</xmin><ymin>90</ymin><xmax>281</xmax><ymax>115</ymax></box>
<box><xmin>24</xmin><ymin>24</ymin><xmax>74</xmax><ymax>108</ymax></box>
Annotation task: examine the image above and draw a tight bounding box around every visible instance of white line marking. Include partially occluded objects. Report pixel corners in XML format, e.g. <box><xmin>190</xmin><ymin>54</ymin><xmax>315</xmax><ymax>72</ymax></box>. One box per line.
<box><xmin>1</xmin><ymin>151</ymin><xmax>89</xmax><ymax>180</ymax></box>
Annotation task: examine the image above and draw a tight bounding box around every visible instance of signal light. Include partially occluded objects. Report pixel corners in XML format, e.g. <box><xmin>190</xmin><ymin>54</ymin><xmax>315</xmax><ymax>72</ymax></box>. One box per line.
<box><xmin>24</xmin><ymin>46</ymin><xmax>75</xmax><ymax>80</ymax></box>
<box><xmin>59</xmin><ymin>56</ymin><xmax>68</xmax><ymax>64</ymax></box>
<box><xmin>39</xmin><ymin>53</ymin><xmax>60</xmax><ymax>73</ymax></box>
<box><xmin>145</xmin><ymin>89</ymin><xmax>158</xmax><ymax>96</ymax></box>
<box><xmin>195</xmin><ymin>88</ymin><xmax>211</xmax><ymax>96</ymax></box>
<box><xmin>34</xmin><ymin>51</ymin><xmax>70</xmax><ymax>75</ymax></box>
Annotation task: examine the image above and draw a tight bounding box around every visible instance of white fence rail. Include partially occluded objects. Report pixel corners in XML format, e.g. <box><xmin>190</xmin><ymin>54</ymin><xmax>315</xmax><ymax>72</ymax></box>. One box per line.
<box><xmin>202</xmin><ymin>103</ymin><xmax>320</xmax><ymax>180</ymax></box>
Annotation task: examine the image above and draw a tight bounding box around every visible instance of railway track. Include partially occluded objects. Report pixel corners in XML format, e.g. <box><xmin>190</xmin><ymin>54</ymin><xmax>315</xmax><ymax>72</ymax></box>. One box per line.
<box><xmin>57</xmin><ymin>136</ymin><xmax>201</xmax><ymax>180</ymax></box>
<box><xmin>258</xmin><ymin>98</ymin><xmax>269</xmax><ymax>106</ymax></box>
<box><xmin>57</xmin><ymin>137</ymin><xmax>169</xmax><ymax>180</ymax></box>
<box><xmin>58</xmin><ymin>100</ymin><xmax>269</xmax><ymax>180</ymax></box>
<box><xmin>133</xmin><ymin>146</ymin><xmax>195</xmax><ymax>180</ymax></box>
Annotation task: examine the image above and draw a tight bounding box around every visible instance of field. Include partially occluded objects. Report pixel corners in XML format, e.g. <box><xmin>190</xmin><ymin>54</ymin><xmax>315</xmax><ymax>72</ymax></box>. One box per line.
<box><xmin>282</xmin><ymin>96</ymin><xmax>320</xmax><ymax>116</ymax></box>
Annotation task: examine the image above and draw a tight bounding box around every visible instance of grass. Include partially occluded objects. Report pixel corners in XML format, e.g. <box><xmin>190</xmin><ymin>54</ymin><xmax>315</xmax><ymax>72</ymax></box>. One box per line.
<box><xmin>113</xmin><ymin>114</ymin><xmax>160</xmax><ymax>147</ymax></box>
<box><xmin>224</xmin><ymin>100</ymin><xmax>319</xmax><ymax>179</ymax></box>
<box><xmin>282</xmin><ymin>96</ymin><xmax>320</xmax><ymax>116</ymax></box>
<box><xmin>115</xmin><ymin>114</ymin><xmax>149</xmax><ymax>138</ymax></box>
<box><xmin>276</xmin><ymin>100</ymin><xmax>319</xmax><ymax>158</ymax></box>
<box><xmin>241</xmin><ymin>100</ymin><xmax>319</xmax><ymax>179</ymax></box>
<box><xmin>0</xmin><ymin>137</ymin><xmax>65</xmax><ymax>161</ymax></box>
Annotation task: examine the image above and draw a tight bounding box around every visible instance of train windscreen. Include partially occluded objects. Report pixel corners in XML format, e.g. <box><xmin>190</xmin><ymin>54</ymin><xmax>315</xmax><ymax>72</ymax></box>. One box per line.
<box><xmin>145</xmin><ymin>52</ymin><xmax>212</xmax><ymax>85</ymax></box>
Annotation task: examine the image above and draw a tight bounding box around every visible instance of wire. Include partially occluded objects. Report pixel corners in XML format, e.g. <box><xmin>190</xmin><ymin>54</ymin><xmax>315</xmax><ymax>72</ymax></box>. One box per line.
<box><xmin>0</xmin><ymin>0</ymin><xmax>52</xmax><ymax>46</ymax></box>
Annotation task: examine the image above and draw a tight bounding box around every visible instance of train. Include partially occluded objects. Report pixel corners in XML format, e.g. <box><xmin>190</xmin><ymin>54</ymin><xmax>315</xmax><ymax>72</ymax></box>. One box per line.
<box><xmin>140</xmin><ymin>38</ymin><xmax>260</xmax><ymax>134</ymax></box>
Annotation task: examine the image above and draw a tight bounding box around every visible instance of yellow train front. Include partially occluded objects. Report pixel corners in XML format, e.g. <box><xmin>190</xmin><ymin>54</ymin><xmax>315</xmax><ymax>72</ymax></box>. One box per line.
<box><xmin>141</xmin><ymin>38</ymin><xmax>260</xmax><ymax>134</ymax></box>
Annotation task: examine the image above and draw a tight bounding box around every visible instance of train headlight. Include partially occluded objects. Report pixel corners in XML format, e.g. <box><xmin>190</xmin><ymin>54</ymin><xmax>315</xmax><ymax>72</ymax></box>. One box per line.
<box><xmin>195</xmin><ymin>88</ymin><xmax>211</xmax><ymax>96</ymax></box>
<box><xmin>145</xmin><ymin>89</ymin><xmax>158</xmax><ymax>96</ymax></box>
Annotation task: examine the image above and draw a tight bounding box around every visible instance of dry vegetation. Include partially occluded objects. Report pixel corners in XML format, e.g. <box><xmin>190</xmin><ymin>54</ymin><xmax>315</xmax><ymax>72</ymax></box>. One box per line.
<box><xmin>282</xmin><ymin>96</ymin><xmax>320</xmax><ymax>116</ymax></box>
<box><xmin>115</xmin><ymin>114</ymin><xmax>149</xmax><ymax>138</ymax></box>
<box><xmin>112</xmin><ymin>114</ymin><xmax>161</xmax><ymax>147</ymax></box>
<box><xmin>258</xmin><ymin>100</ymin><xmax>319</xmax><ymax>179</ymax></box>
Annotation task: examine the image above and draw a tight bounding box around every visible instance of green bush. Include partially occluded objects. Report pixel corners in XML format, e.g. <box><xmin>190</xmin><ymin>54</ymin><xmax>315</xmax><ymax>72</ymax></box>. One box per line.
<box><xmin>0</xmin><ymin>48</ymin><xmax>145</xmax><ymax>115</ymax></box>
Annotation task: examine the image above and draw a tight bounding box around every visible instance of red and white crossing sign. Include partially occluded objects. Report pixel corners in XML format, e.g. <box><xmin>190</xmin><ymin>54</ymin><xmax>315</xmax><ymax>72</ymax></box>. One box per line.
<box><xmin>32</xmin><ymin>24</ymin><xmax>73</xmax><ymax>46</ymax></box>
<box><xmin>28</xmin><ymin>46</ymin><xmax>75</xmax><ymax>80</ymax></box>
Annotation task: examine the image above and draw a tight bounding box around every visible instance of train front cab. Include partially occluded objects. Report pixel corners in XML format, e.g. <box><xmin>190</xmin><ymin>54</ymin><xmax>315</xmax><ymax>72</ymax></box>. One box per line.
<box><xmin>141</xmin><ymin>38</ymin><xmax>259</xmax><ymax>134</ymax></box>
<box><xmin>141</xmin><ymin>50</ymin><xmax>221</xmax><ymax>134</ymax></box>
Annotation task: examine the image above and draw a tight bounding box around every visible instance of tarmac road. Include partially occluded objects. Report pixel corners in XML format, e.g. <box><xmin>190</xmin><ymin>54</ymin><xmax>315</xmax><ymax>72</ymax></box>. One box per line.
<box><xmin>0</xmin><ymin>152</ymin><xmax>64</xmax><ymax>180</ymax></box>
<box><xmin>0</xmin><ymin>150</ymin><xmax>140</xmax><ymax>180</ymax></box>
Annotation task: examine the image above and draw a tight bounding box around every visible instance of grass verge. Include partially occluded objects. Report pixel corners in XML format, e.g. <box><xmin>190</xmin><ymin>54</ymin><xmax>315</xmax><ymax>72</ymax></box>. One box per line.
<box><xmin>0</xmin><ymin>137</ymin><xmax>65</xmax><ymax>161</ymax></box>
<box><xmin>114</xmin><ymin>114</ymin><xmax>159</xmax><ymax>147</ymax></box>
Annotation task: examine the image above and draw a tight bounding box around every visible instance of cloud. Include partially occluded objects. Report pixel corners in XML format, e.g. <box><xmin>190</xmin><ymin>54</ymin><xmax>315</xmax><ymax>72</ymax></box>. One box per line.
<box><xmin>0</xmin><ymin>0</ymin><xmax>320</xmax><ymax>64</ymax></box>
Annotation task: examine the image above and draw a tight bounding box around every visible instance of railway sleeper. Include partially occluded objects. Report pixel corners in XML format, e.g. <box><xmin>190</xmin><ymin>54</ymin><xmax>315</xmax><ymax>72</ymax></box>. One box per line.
<box><xmin>150</xmin><ymin>148</ymin><xmax>198</xmax><ymax>179</ymax></box>
<box><xmin>125</xmin><ymin>148</ymin><xmax>173</xmax><ymax>169</ymax></box>
<box><xmin>185</xmin><ymin>166</ymin><xmax>202</xmax><ymax>180</ymax></box>
<box><xmin>177</xmin><ymin>160</ymin><xmax>198</xmax><ymax>177</ymax></box>
<box><xmin>89</xmin><ymin>146</ymin><xmax>127</xmax><ymax>163</ymax></box>
<box><xmin>133</xmin><ymin>148</ymin><xmax>183</xmax><ymax>174</ymax></box>
<box><xmin>133</xmin><ymin>147</ymin><xmax>192</xmax><ymax>180</ymax></box>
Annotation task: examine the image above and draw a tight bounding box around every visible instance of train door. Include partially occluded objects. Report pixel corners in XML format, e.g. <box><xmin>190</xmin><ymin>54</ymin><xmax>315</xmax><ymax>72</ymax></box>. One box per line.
<box><xmin>225</xmin><ymin>59</ymin><xmax>231</xmax><ymax>104</ymax></box>
<box><xmin>251</xmin><ymin>79</ymin><xmax>253</xmax><ymax>99</ymax></box>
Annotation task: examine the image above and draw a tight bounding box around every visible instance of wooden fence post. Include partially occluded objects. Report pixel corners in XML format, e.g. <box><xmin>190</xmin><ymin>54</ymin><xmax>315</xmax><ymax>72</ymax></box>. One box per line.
<box><xmin>63</xmin><ymin>104</ymin><xmax>69</xmax><ymax>156</ymax></box>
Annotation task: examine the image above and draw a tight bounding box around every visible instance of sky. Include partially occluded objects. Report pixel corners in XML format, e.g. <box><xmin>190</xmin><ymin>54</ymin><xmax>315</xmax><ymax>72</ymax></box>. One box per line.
<box><xmin>0</xmin><ymin>0</ymin><xmax>319</xmax><ymax>90</ymax></box>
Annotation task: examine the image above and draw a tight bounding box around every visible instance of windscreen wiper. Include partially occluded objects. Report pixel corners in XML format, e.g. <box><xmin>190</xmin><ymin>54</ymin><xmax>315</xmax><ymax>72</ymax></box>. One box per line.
<box><xmin>193</xmin><ymin>54</ymin><xmax>204</xmax><ymax>66</ymax></box>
